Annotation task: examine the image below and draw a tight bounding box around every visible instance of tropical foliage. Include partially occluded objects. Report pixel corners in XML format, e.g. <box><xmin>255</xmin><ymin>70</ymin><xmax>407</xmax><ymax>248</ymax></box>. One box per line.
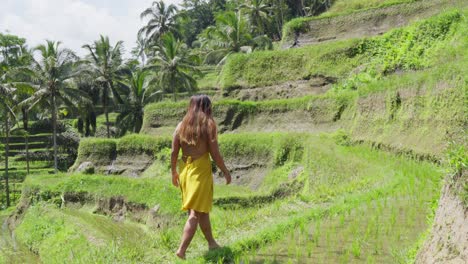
<box><xmin>139</xmin><ymin>1</ymin><xmax>179</xmax><ymax>45</ymax></box>
<box><xmin>0</xmin><ymin>0</ymin><xmax>337</xmax><ymax>183</ymax></box>
<box><xmin>149</xmin><ymin>33</ymin><xmax>199</xmax><ymax>100</ymax></box>
<box><xmin>116</xmin><ymin>69</ymin><xmax>161</xmax><ymax>135</ymax></box>
<box><xmin>82</xmin><ymin>36</ymin><xmax>126</xmax><ymax>138</ymax></box>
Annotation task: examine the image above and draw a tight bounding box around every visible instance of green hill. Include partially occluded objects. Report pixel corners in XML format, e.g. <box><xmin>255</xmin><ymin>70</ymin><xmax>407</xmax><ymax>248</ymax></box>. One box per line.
<box><xmin>1</xmin><ymin>1</ymin><xmax>466</xmax><ymax>263</ymax></box>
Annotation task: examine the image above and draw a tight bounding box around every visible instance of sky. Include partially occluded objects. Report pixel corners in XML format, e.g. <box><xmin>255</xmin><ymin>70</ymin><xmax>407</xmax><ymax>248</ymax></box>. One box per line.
<box><xmin>0</xmin><ymin>0</ymin><xmax>183</xmax><ymax>57</ymax></box>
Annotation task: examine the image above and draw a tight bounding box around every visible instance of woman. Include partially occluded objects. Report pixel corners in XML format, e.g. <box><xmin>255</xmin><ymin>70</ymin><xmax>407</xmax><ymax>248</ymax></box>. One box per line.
<box><xmin>171</xmin><ymin>95</ymin><xmax>231</xmax><ymax>259</ymax></box>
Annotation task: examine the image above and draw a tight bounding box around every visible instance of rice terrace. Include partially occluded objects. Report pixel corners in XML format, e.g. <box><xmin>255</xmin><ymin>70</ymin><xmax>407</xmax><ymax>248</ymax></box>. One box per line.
<box><xmin>0</xmin><ymin>0</ymin><xmax>467</xmax><ymax>263</ymax></box>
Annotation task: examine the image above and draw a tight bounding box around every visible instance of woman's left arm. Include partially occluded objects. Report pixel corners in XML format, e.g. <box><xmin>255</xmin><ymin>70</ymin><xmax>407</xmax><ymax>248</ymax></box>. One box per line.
<box><xmin>171</xmin><ymin>130</ymin><xmax>181</xmax><ymax>187</ymax></box>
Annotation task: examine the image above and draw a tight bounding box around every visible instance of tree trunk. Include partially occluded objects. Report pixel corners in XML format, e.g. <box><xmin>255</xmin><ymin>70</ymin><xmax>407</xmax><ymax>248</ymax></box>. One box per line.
<box><xmin>172</xmin><ymin>74</ymin><xmax>177</xmax><ymax>102</ymax></box>
<box><xmin>26</xmin><ymin>135</ymin><xmax>30</xmax><ymax>175</ymax></box>
<box><xmin>104</xmin><ymin>84</ymin><xmax>111</xmax><ymax>138</ymax></box>
<box><xmin>104</xmin><ymin>98</ymin><xmax>110</xmax><ymax>138</ymax></box>
<box><xmin>22</xmin><ymin>107</ymin><xmax>28</xmax><ymax>131</ymax></box>
<box><xmin>135</xmin><ymin>112</ymin><xmax>143</xmax><ymax>134</ymax></box>
<box><xmin>4</xmin><ymin>110</ymin><xmax>10</xmax><ymax>207</ymax></box>
<box><xmin>21</xmin><ymin>107</ymin><xmax>30</xmax><ymax>174</ymax></box>
<box><xmin>52</xmin><ymin>94</ymin><xmax>58</xmax><ymax>173</ymax></box>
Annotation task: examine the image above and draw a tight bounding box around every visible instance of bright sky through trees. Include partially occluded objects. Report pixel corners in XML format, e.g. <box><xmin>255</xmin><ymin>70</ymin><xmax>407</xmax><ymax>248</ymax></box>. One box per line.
<box><xmin>0</xmin><ymin>0</ymin><xmax>183</xmax><ymax>56</ymax></box>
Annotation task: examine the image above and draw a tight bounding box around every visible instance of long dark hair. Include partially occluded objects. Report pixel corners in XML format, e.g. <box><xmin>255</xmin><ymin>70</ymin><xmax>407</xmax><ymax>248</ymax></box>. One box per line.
<box><xmin>178</xmin><ymin>95</ymin><xmax>216</xmax><ymax>145</ymax></box>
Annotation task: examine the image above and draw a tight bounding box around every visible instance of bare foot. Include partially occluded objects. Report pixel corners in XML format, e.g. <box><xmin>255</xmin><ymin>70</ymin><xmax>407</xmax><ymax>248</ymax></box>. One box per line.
<box><xmin>176</xmin><ymin>251</ymin><xmax>185</xmax><ymax>260</ymax></box>
<box><xmin>208</xmin><ymin>242</ymin><xmax>221</xmax><ymax>250</ymax></box>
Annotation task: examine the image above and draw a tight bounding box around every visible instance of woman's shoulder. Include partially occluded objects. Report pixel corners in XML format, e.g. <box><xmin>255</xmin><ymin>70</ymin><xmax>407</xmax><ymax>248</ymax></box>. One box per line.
<box><xmin>173</xmin><ymin>122</ymin><xmax>182</xmax><ymax>136</ymax></box>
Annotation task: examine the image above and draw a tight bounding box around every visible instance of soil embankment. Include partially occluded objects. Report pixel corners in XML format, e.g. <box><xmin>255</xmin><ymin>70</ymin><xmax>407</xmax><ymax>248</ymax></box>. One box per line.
<box><xmin>417</xmin><ymin>180</ymin><xmax>468</xmax><ymax>263</ymax></box>
<box><xmin>282</xmin><ymin>0</ymin><xmax>468</xmax><ymax>48</ymax></box>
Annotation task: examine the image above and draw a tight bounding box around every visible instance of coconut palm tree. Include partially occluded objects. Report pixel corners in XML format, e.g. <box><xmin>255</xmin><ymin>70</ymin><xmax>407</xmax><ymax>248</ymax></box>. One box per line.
<box><xmin>149</xmin><ymin>33</ymin><xmax>199</xmax><ymax>101</ymax></box>
<box><xmin>74</xmin><ymin>75</ymin><xmax>98</xmax><ymax>137</ymax></box>
<box><xmin>199</xmin><ymin>11</ymin><xmax>252</xmax><ymax>64</ymax></box>
<box><xmin>139</xmin><ymin>0</ymin><xmax>179</xmax><ymax>45</ymax></box>
<box><xmin>286</xmin><ymin>0</ymin><xmax>305</xmax><ymax>16</ymax></box>
<box><xmin>82</xmin><ymin>35</ymin><xmax>127</xmax><ymax>138</ymax></box>
<box><xmin>199</xmin><ymin>10</ymin><xmax>272</xmax><ymax>64</ymax></box>
<box><xmin>267</xmin><ymin>0</ymin><xmax>289</xmax><ymax>39</ymax></box>
<box><xmin>240</xmin><ymin>0</ymin><xmax>271</xmax><ymax>35</ymax></box>
<box><xmin>0</xmin><ymin>82</ymin><xmax>16</xmax><ymax>207</ymax></box>
<box><xmin>0</xmin><ymin>33</ymin><xmax>32</xmax><ymax>131</ymax></box>
<box><xmin>132</xmin><ymin>33</ymin><xmax>149</xmax><ymax>66</ymax></box>
<box><xmin>304</xmin><ymin>0</ymin><xmax>332</xmax><ymax>16</ymax></box>
<box><xmin>116</xmin><ymin>70</ymin><xmax>162</xmax><ymax>135</ymax></box>
<box><xmin>20</xmin><ymin>41</ymin><xmax>90</xmax><ymax>173</ymax></box>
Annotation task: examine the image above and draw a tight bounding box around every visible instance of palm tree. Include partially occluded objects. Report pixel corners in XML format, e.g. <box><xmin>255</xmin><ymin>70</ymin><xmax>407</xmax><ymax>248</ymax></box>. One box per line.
<box><xmin>0</xmin><ymin>34</ymin><xmax>32</xmax><ymax>131</ymax></box>
<box><xmin>286</xmin><ymin>0</ymin><xmax>305</xmax><ymax>16</ymax></box>
<box><xmin>149</xmin><ymin>33</ymin><xmax>199</xmax><ymax>101</ymax></box>
<box><xmin>82</xmin><ymin>35</ymin><xmax>127</xmax><ymax>138</ymax></box>
<box><xmin>139</xmin><ymin>0</ymin><xmax>179</xmax><ymax>45</ymax></box>
<box><xmin>20</xmin><ymin>41</ymin><xmax>90</xmax><ymax>173</ymax></box>
<box><xmin>267</xmin><ymin>0</ymin><xmax>288</xmax><ymax>39</ymax></box>
<box><xmin>199</xmin><ymin>11</ymin><xmax>253</xmax><ymax>64</ymax></box>
<box><xmin>0</xmin><ymin>82</ymin><xmax>16</xmax><ymax>207</ymax></box>
<box><xmin>240</xmin><ymin>0</ymin><xmax>271</xmax><ymax>35</ymax></box>
<box><xmin>116</xmin><ymin>70</ymin><xmax>162</xmax><ymax>135</ymax></box>
<box><xmin>304</xmin><ymin>0</ymin><xmax>332</xmax><ymax>16</ymax></box>
<box><xmin>132</xmin><ymin>33</ymin><xmax>148</xmax><ymax>66</ymax></box>
<box><xmin>74</xmin><ymin>76</ymin><xmax>98</xmax><ymax>137</ymax></box>
<box><xmin>199</xmin><ymin>10</ymin><xmax>272</xmax><ymax>64</ymax></box>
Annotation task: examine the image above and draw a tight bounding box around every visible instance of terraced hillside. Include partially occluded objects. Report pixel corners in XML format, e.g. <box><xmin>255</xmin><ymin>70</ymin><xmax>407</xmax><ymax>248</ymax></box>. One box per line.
<box><xmin>1</xmin><ymin>1</ymin><xmax>467</xmax><ymax>263</ymax></box>
<box><xmin>0</xmin><ymin>131</ymin><xmax>76</xmax><ymax>208</ymax></box>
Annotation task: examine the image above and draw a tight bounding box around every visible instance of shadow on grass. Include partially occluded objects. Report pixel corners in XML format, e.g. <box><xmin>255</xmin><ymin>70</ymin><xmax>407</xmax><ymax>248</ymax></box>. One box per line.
<box><xmin>203</xmin><ymin>246</ymin><xmax>235</xmax><ymax>263</ymax></box>
<box><xmin>213</xmin><ymin>180</ymin><xmax>303</xmax><ymax>209</ymax></box>
<box><xmin>203</xmin><ymin>246</ymin><xmax>283</xmax><ymax>264</ymax></box>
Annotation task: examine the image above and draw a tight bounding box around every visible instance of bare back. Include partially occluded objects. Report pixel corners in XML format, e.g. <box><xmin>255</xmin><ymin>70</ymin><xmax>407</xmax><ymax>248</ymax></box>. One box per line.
<box><xmin>180</xmin><ymin>136</ymin><xmax>209</xmax><ymax>162</ymax></box>
<box><xmin>174</xmin><ymin>122</ymin><xmax>210</xmax><ymax>162</ymax></box>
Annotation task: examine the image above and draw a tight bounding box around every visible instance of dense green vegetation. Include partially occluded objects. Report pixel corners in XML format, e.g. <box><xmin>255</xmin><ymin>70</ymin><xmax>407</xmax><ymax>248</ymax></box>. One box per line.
<box><xmin>221</xmin><ymin>9</ymin><xmax>462</xmax><ymax>89</ymax></box>
<box><xmin>280</xmin><ymin>0</ymin><xmax>466</xmax><ymax>44</ymax></box>
<box><xmin>4</xmin><ymin>133</ymin><xmax>444</xmax><ymax>263</ymax></box>
<box><xmin>1</xmin><ymin>0</ymin><xmax>466</xmax><ymax>263</ymax></box>
<box><xmin>143</xmin><ymin>68</ymin><xmax>465</xmax><ymax>158</ymax></box>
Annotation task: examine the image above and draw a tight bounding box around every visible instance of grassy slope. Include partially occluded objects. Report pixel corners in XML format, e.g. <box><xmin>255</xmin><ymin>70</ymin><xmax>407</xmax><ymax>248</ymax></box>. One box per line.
<box><xmin>326</xmin><ymin>0</ymin><xmax>416</xmax><ymax>14</ymax></box>
<box><xmin>141</xmin><ymin>10</ymin><xmax>466</xmax><ymax>158</ymax></box>
<box><xmin>14</xmin><ymin>204</ymin><xmax>164</xmax><ymax>263</ymax></box>
<box><xmin>194</xmin><ymin>0</ymin><xmax>421</xmax><ymax>90</ymax></box>
<box><xmin>221</xmin><ymin>39</ymin><xmax>361</xmax><ymax>89</ymax></box>
<box><xmin>3</xmin><ymin>6</ymin><xmax>466</xmax><ymax>264</ymax></box>
<box><xmin>9</xmin><ymin>133</ymin><xmax>443</xmax><ymax>263</ymax></box>
<box><xmin>281</xmin><ymin>0</ymin><xmax>467</xmax><ymax>46</ymax></box>
<box><xmin>222</xmin><ymin>9</ymin><xmax>462</xmax><ymax>90</ymax></box>
<box><xmin>142</xmin><ymin>67</ymin><xmax>465</xmax><ymax>158</ymax></box>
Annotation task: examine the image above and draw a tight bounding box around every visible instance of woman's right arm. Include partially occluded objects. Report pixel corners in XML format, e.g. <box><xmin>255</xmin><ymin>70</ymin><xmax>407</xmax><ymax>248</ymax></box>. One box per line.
<box><xmin>208</xmin><ymin>136</ymin><xmax>231</xmax><ymax>185</ymax></box>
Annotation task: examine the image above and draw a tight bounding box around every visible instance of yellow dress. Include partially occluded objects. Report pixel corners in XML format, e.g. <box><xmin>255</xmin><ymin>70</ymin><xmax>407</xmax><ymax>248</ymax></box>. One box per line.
<box><xmin>178</xmin><ymin>152</ymin><xmax>213</xmax><ymax>213</ymax></box>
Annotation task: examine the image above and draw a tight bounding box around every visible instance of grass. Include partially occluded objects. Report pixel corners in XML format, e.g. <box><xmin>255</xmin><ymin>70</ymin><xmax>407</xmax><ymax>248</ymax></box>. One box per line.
<box><xmin>208</xmin><ymin>141</ymin><xmax>442</xmax><ymax>262</ymax></box>
<box><xmin>3</xmin><ymin>5</ymin><xmax>466</xmax><ymax>264</ymax></box>
<box><xmin>7</xmin><ymin>133</ymin><xmax>445</xmax><ymax>263</ymax></box>
<box><xmin>222</xmin><ymin>9</ymin><xmax>463</xmax><ymax>90</ymax></box>
<box><xmin>23</xmin><ymin>173</ymin><xmax>181</xmax><ymax>215</ymax></box>
<box><xmin>196</xmin><ymin>65</ymin><xmax>221</xmax><ymax>90</ymax></box>
<box><xmin>96</xmin><ymin>112</ymin><xmax>119</xmax><ymax>128</ymax></box>
<box><xmin>281</xmin><ymin>0</ymin><xmax>467</xmax><ymax>43</ymax></box>
<box><xmin>220</xmin><ymin>39</ymin><xmax>362</xmax><ymax>90</ymax></box>
<box><xmin>14</xmin><ymin>204</ymin><xmax>166</xmax><ymax>263</ymax></box>
<box><xmin>71</xmin><ymin>134</ymin><xmax>172</xmax><ymax>169</ymax></box>
<box><xmin>325</xmin><ymin>0</ymin><xmax>417</xmax><ymax>15</ymax></box>
<box><xmin>0</xmin><ymin>131</ymin><xmax>60</xmax><ymax>207</ymax></box>
<box><xmin>250</xmin><ymin>197</ymin><xmax>431</xmax><ymax>263</ymax></box>
<box><xmin>142</xmin><ymin>58</ymin><xmax>465</xmax><ymax>156</ymax></box>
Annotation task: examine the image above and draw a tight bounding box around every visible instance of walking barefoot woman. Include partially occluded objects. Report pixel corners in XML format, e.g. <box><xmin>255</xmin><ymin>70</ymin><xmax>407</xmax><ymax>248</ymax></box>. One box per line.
<box><xmin>171</xmin><ymin>95</ymin><xmax>232</xmax><ymax>259</ymax></box>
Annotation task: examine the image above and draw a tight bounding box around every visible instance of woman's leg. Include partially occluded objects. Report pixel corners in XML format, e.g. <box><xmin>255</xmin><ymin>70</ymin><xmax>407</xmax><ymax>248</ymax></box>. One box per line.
<box><xmin>198</xmin><ymin>213</ymin><xmax>220</xmax><ymax>249</ymax></box>
<box><xmin>176</xmin><ymin>210</ymin><xmax>199</xmax><ymax>258</ymax></box>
